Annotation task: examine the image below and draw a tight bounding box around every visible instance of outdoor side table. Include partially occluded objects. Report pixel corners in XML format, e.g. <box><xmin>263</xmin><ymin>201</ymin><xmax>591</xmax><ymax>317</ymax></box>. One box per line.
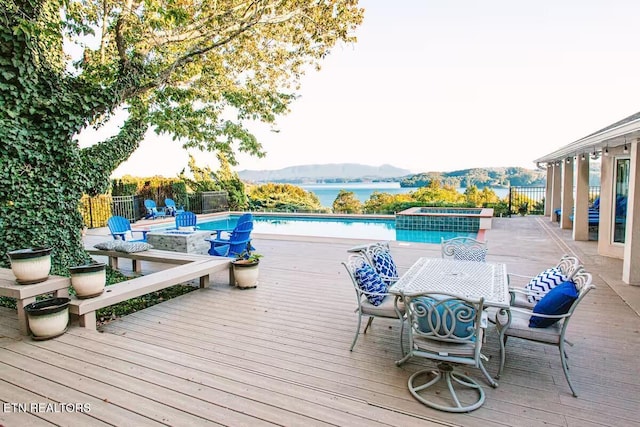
<box><xmin>0</xmin><ymin>268</ymin><xmax>70</xmax><ymax>335</ymax></box>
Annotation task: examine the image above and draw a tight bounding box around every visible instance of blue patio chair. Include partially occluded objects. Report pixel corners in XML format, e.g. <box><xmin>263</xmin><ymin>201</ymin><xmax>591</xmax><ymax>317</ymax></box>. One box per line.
<box><xmin>175</xmin><ymin>211</ymin><xmax>198</xmax><ymax>230</ymax></box>
<box><xmin>206</xmin><ymin>219</ymin><xmax>254</xmax><ymax>257</ymax></box>
<box><xmin>164</xmin><ymin>198</ymin><xmax>185</xmax><ymax>217</ymax></box>
<box><xmin>107</xmin><ymin>216</ymin><xmax>148</xmax><ymax>242</ymax></box>
<box><xmin>144</xmin><ymin>199</ymin><xmax>167</xmax><ymax>220</ymax></box>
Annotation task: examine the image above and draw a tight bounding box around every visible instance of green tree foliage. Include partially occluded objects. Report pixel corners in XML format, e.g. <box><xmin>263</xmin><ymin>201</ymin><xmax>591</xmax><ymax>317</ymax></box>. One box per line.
<box><xmin>412</xmin><ymin>181</ymin><xmax>465</xmax><ymax>204</ymax></box>
<box><xmin>332</xmin><ymin>190</ymin><xmax>362</xmax><ymax>213</ymax></box>
<box><xmin>363</xmin><ymin>191</ymin><xmax>412</xmax><ymax>213</ymax></box>
<box><xmin>464</xmin><ymin>185</ymin><xmax>500</xmax><ymax>207</ymax></box>
<box><xmin>1</xmin><ymin>1</ymin><xmax>363</xmax><ymax>271</ymax></box>
<box><xmin>178</xmin><ymin>154</ymin><xmax>247</xmax><ymax>210</ymax></box>
<box><xmin>248</xmin><ymin>183</ymin><xmax>324</xmax><ymax>212</ymax></box>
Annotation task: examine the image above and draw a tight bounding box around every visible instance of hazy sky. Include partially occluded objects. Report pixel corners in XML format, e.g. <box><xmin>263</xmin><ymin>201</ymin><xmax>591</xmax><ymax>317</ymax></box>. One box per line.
<box><xmin>80</xmin><ymin>1</ymin><xmax>640</xmax><ymax>177</ymax></box>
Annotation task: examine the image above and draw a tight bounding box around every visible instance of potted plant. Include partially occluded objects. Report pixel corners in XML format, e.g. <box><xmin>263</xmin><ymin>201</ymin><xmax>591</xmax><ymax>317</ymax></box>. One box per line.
<box><xmin>69</xmin><ymin>262</ymin><xmax>106</xmax><ymax>299</ymax></box>
<box><xmin>24</xmin><ymin>297</ymin><xmax>70</xmax><ymax>340</ymax></box>
<box><xmin>7</xmin><ymin>247</ymin><xmax>52</xmax><ymax>284</ymax></box>
<box><xmin>231</xmin><ymin>244</ymin><xmax>262</xmax><ymax>289</ymax></box>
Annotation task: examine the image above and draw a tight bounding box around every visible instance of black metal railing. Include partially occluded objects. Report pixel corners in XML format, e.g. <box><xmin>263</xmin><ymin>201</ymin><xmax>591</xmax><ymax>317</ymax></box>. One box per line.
<box><xmin>185</xmin><ymin>191</ymin><xmax>229</xmax><ymax>214</ymax></box>
<box><xmin>508</xmin><ymin>187</ymin><xmax>546</xmax><ymax>216</ymax></box>
<box><xmin>81</xmin><ymin>191</ymin><xmax>229</xmax><ymax>228</ymax></box>
<box><xmin>508</xmin><ymin>185</ymin><xmax>601</xmax><ymax>217</ymax></box>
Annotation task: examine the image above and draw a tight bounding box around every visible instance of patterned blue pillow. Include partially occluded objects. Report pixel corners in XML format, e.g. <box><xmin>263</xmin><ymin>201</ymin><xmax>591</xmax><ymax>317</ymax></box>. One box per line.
<box><xmin>530</xmin><ymin>281</ymin><xmax>578</xmax><ymax>328</ymax></box>
<box><xmin>453</xmin><ymin>246</ymin><xmax>487</xmax><ymax>262</ymax></box>
<box><xmin>525</xmin><ymin>267</ymin><xmax>567</xmax><ymax>304</ymax></box>
<box><xmin>372</xmin><ymin>250</ymin><xmax>398</xmax><ymax>286</ymax></box>
<box><xmin>354</xmin><ymin>263</ymin><xmax>387</xmax><ymax>306</ymax></box>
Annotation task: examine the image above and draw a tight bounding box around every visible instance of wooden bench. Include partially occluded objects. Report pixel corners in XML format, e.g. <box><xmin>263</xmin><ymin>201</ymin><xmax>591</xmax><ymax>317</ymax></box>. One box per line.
<box><xmin>85</xmin><ymin>247</ymin><xmax>221</xmax><ymax>273</ymax></box>
<box><xmin>69</xmin><ymin>257</ymin><xmax>232</xmax><ymax>330</ymax></box>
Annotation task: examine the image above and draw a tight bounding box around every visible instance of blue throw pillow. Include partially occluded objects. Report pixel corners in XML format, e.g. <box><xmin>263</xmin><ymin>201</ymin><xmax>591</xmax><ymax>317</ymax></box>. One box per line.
<box><xmin>525</xmin><ymin>267</ymin><xmax>567</xmax><ymax>304</ymax></box>
<box><xmin>354</xmin><ymin>263</ymin><xmax>387</xmax><ymax>306</ymax></box>
<box><xmin>529</xmin><ymin>281</ymin><xmax>579</xmax><ymax>328</ymax></box>
<box><xmin>414</xmin><ymin>297</ymin><xmax>476</xmax><ymax>340</ymax></box>
<box><xmin>372</xmin><ymin>250</ymin><xmax>398</xmax><ymax>287</ymax></box>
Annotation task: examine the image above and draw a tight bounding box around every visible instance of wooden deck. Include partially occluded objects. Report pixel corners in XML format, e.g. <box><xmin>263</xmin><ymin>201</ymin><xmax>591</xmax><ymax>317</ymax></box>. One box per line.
<box><xmin>1</xmin><ymin>216</ymin><xmax>640</xmax><ymax>426</ymax></box>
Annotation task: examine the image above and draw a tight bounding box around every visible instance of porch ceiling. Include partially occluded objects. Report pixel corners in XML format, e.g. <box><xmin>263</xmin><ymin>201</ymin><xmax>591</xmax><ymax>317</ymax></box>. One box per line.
<box><xmin>535</xmin><ymin>111</ymin><xmax>640</xmax><ymax>164</ymax></box>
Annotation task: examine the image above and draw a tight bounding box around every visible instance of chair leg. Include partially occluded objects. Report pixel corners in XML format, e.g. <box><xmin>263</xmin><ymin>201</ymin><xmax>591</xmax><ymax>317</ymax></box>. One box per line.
<box><xmin>350</xmin><ymin>312</ymin><xmax>363</xmax><ymax>351</ymax></box>
<box><xmin>363</xmin><ymin>316</ymin><xmax>374</xmax><ymax>334</ymax></box>
<box><xmin>559</xmin><ymin>340</ymin><xmax>578</xmax><ymax>397</ymax></box>
<box><xmin>497</xmin><ymin>333</ymin><xmax>508</xmax><ymax>379</ymax></box>
<box><xmin>478</xmin><ymin>360</ymin><xmax>498</xmax><ymax>388</ymax></box>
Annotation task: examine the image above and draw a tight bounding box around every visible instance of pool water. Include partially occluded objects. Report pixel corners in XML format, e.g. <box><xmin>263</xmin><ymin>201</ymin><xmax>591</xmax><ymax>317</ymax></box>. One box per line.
<box><xmin>161</xmin><ymin>214</ymin><xmax>477</xmax><ymax>244</ymax></box>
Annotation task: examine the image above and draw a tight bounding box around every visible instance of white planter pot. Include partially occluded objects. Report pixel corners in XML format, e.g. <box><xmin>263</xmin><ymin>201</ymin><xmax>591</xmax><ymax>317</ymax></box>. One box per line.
<box><xmin>24</xmin><ymin>298</ymin><xmax>70</xmax><ymax>340</ymax></box>
<box><xmin>70</xmin><ymin>263</ymin><xmax>106</xmax><ymax>299</ymax></box>
<box><xmin>8</xmin><ymin>247</ymin><xmax>52</xmax><ymax>284</ymax></box>
<box><xmin>232</xmin><ymin>260</ymin><xmax>259</xmax><ymax>288</ymax></box>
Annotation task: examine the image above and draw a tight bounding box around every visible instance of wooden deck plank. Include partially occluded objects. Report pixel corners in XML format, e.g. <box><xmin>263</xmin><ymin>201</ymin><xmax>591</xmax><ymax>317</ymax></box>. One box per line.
<box><xmin>0</xmin><ymin>351</ymin><xmax>166</xmax><ymax>426</ymax></box>
<box><xmin>0</xmin><ymin>380</ymin><xmax>109</xmax><ymax>427</ymax></box>
<box><xmin>49</xmin><ymin>329</ymin><xmax>444</xmax><ymax>427</ymax></box>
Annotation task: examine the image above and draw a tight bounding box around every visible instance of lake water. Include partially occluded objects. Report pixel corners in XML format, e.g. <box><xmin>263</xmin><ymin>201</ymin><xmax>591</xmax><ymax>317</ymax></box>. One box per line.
<box><xmin>299</xmin><ymin>182</ymin><xmax>509</xmax><ymax>207</ymax></box>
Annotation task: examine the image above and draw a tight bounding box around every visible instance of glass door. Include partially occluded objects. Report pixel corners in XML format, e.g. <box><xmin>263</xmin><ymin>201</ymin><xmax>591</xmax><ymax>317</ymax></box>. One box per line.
<box><xmin>613</xmin><ymin>158</ymin><xmax>629</xmax><ymax>244</ymax></box>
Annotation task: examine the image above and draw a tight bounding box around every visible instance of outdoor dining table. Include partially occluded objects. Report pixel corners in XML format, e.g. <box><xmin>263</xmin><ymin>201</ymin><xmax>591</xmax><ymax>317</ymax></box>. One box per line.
<box><xmin>388</xmin><ymin>257</ymin><xmax>510</xmax><ymax>310</ymax></box>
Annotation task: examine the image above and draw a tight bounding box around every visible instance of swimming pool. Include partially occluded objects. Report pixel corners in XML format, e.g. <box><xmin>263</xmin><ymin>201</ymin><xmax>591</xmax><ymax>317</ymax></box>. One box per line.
<box><xmin>155</xmin><ymin>214</ymin><xmax>477</xmax><ymax>244</ymax></box>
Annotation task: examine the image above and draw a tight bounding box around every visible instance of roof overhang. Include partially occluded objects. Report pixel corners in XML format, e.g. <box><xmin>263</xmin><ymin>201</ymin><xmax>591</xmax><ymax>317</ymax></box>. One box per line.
<box><xmin>535</xmin><ymin>114</ymin><xmax>640</xmax><ymax>164</ymax></box>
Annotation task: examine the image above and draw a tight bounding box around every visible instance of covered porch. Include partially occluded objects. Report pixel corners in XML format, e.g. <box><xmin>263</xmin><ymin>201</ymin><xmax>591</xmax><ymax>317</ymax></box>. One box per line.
<box><xmin>535</xmin><ymin>111</ymin><xmax>640</xmax><ymax>285</ymax></box>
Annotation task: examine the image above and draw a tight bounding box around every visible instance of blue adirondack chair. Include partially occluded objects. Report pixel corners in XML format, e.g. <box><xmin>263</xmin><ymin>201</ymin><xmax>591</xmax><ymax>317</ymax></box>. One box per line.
<box><xmin>206</xmin><ymin>218</ymin><xmax>254</xmax><ymax>257</ymax></box>
<box><xmin>165</xmin><ymin>198</ymin><xmax>185</xmax><ymax>217</ymax></box>
<box><xmin>175</xmin><ymin>211</ymin><xmax>198</xmax><ymax>230</ymax></box>
<box><xmin>107</xmin><ymin>216</ymin><xmax>148</xmax><ymax>242</ymax></box>
<box><xmin>144</xmin><ymin>199</ymin><xmax>167</xmax><ymax>220</ymax></box>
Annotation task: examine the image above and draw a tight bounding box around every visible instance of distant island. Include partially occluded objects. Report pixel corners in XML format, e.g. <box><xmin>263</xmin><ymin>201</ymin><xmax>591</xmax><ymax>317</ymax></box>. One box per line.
<box><xmin>237</xmin><ymin>163</ymin><xmax>547</xmax><ymax>187</ymax></box>
<box><xmin>237</xmin><ymin>163</ymin><xmax>411</xmax><ymax>183</ymax></box>
<box><xmin>399</xmin><ymin>167</ymin><xmax>546</xmax><ymax>188</ymax></box>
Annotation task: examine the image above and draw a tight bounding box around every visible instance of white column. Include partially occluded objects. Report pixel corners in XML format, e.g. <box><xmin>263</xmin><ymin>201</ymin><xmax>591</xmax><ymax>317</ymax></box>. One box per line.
<box><xmin>623</xmin><ymin>141</ymin><xmax>640</xmax><ymax>284</ymax></box>
<box><xmin>573</xmin><ymin>155</ymin><xmax>590</xmax><ymax>241</ymax></box>
<box><xmin>560</xmin><ymin>158</ymin><xmax>574</xmax><ymax>230</ymax></box>
<box><xmin>551</xmin><ymin>163</ymin><xmax>562</xmax><ymax>222</ymax></box>
<box><xmin>544</xmin><ymin>166</ymin><xmax>552</xmax><ymax>216</ymax></box>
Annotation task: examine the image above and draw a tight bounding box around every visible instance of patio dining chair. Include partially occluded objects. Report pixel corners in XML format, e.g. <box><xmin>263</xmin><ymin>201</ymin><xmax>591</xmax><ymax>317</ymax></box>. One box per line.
<box><xmin>342</xmin><ymin>254</ymin><xmax>405</xmax><ymax>352</ymax></box>
<box><xmin>494</xmin><ymin>268</ymin><xmax>594</xmax><ymax>397</ymax></box>
<box><xmin>395</xmin><ymin>291</ymin><xmax>496</xmax><ymax>413</ymax></box>
<box><xmin>441</xmin><ymin>237</ymin><xmax>488</xmax><ymax>262</ymax></box>
<box><xmin>507</xmin><ymin>254</ymin><xmax>582</xmax><ymax>309</ymax></box>
<box><xmin>348</xmin><ymin>242</ymin><xmax>399</xmax><ymax>287</ymax></box>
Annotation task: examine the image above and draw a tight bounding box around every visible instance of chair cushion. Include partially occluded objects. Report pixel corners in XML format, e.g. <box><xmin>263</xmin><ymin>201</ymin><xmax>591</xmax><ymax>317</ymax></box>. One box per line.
<box><xmin>453</xmin><ymin>246</ymin><xmax>487</xmax><ymax>262</ymax></box>
<box><xmin>414</xmin><ymin>297</ymin><xmax>476</xmax><ymax>340</ymax></box>
<box><xmin>529</xmin><ymin>281</ymin><xmax>578</xmax><ymax>328</ymax></box>
<box><xmin>525</xmin><ymin>267</ymin><xmax>567</xmax><ymax>304</ymax></box>
<box><xmin>361</xmin><ymin>296</ymin><xmax>405</xmax><ymax>317</ymax></box>
<box><xmin>354</xmin><ymin>263</ymin><xmax>387</xmax><ymax>306</ymax></box>
<box><xmin>113</xmin><ymin>241</ymin><xmax>153</xmax><ymax>253</ymax></box>
<box><xmin>372</xmin><ymin>250</ymin><xmax>398</xmax><ymax>286</ymax></box>
<box><xmin>501</xmin><ymin>309</ymin><xmax>562</xmax><ymax>344</ymax></box>
<box><xmin>94</xmin><ymin>241</ymin><xmax>121</xmax><ymax>251</ymax></box>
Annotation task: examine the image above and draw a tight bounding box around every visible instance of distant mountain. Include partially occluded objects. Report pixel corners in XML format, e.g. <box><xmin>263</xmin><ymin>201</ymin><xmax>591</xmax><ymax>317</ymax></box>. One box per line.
<box><xmin>400</xmin><ymin>167</ymin><xmax>546</xmax><ymax>188</ymax></box>
<box><xmin>237</xmin><ymin>163</ymin><xmax>412</xmax><ymax>183</ymax></box>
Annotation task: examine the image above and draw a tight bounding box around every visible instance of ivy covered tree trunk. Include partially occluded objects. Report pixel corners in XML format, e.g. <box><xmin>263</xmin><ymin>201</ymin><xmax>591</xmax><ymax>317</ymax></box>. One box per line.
<box><xmin>1</xmin><ymin>0</ymin><xmax>363</xmax><ymax>273</ymax></box>
<box><xmin>0</xmin><ymin>3</ymin><xmax>147</xmax><ymax>272</ymax></box>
